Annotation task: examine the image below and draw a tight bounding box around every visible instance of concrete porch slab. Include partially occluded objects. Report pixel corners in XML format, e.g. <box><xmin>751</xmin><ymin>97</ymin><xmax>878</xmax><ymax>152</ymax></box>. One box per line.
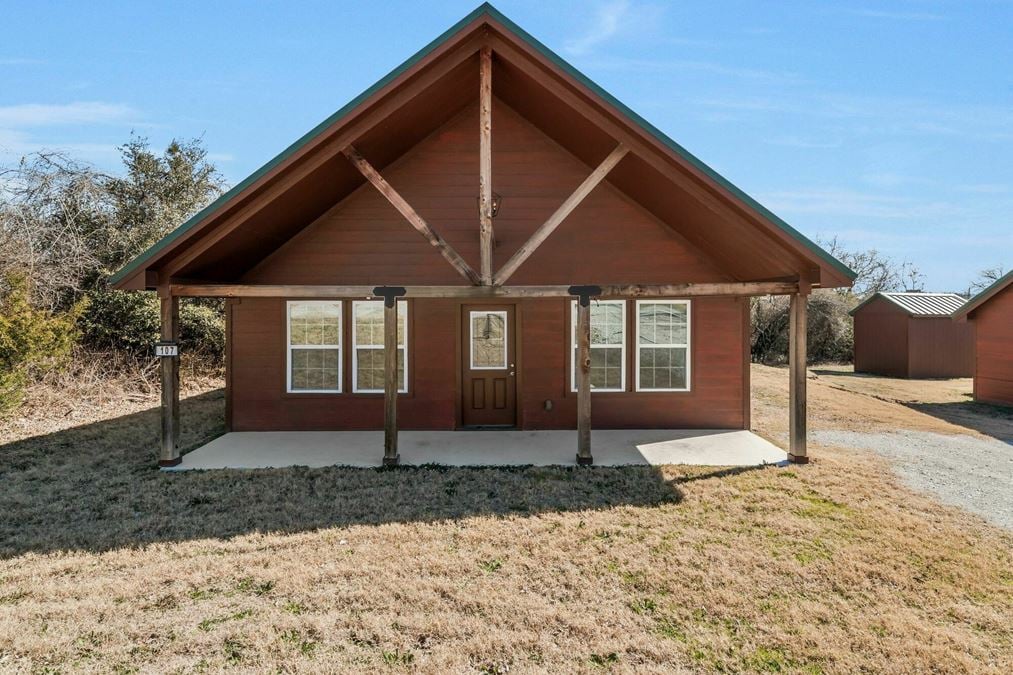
<box><xmin>166</xmin><ymin>429</ymin><xmax>787</xmax><ymax>470</ymax></box>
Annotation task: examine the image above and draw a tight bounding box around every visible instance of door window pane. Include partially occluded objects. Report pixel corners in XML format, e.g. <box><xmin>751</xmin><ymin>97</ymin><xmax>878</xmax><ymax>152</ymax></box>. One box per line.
<box><xmin>471</xmin><ymin>311</ymin><xmax>507</xmax><ymax>369</ymax></box>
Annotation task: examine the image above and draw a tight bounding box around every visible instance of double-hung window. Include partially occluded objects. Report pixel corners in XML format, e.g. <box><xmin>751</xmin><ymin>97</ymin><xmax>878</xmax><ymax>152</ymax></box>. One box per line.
<box><xmin>287</xmin><ymin>301</ymin><xmax>342</xmax><ymax>393</ymax></box>
<box><xmin>570</xmin><ymin>299</ymin><xmax>626</xmax><ymax>392</ymax></box>
<box><xmin>352</xmin><ymin>300</ymin><xmax>408</xmax><ymax>393</ymax></box>
<box><xmin>636</xmin><ymin>300</ymin><xmax>690</xmax><ymax>391</ymax></box>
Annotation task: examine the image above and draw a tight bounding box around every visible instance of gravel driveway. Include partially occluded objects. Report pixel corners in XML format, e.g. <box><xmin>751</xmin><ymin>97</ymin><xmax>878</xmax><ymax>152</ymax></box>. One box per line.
<box><xmin>812</xmin><ymin>429</ymin><xmax>1013</xmax><ymax>530</ymax></box>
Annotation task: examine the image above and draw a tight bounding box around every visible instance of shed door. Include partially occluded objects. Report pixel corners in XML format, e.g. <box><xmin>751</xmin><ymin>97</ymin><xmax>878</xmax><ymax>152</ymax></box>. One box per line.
<box><xmin>462</xmin><ymin>305</ymin><xmax>516</xmax><ymax>427</ymax></box>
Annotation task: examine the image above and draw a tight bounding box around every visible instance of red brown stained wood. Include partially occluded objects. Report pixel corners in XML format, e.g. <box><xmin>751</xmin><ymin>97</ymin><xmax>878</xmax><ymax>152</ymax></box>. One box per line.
<box><xmin>341</xmin><ymin>145</ymin><xmax>482</xmax><ymax>285</ymax></box>
<box><xmin>479</xmin><ymin>45</ymin><xmax>494</xmax><ymax>285</ymax></box>
<box><xmin>493</xmin><ymin>143</ymin><xmax>628</xmax><ymax>285</ymax></box>
<box><xmin>575</xmin><ymin>299</ymin><xmax>592</xmax><ymax>462</ymax></box>
<box><xmin>383</xmin><ymin>299</ymin><xmax>400</xmax><ymax>463</ymax></box>
<box><xmin>170</xmin><ymin>281</ymin><xmax>799</xmax><ymax>299</ymax></box>
<box><xmin>970</xmin><ymin>283</ymin><xmax>1013</xmax><ymax>405</ymax></box>
<box><xmin>228</xmin><ymin>297</ymin><xmax>748</xmax><ymax>432</ymax></box>
<box><xmin>788</xmin><ymin>291</ymin><xmax>808</xmax><ymax>463</ymax></box>
<box><xmin>114</xmin><ymin>23</ymin><xmax>853</xmax><ymax>292</ymax></box>
<box><xmin>853</xmin><ymin>296</ymin><xmax>974</xmax><ymax>378</ymax></box>
<box><xmin>159</xmin><ymin>295</ymin><xmax>180</xmax><ymax>466</ymax></box>
<box><xmin>460</xmin><ymin>304</ymin><xmax>517</xmax><ymax>426</ymax></box>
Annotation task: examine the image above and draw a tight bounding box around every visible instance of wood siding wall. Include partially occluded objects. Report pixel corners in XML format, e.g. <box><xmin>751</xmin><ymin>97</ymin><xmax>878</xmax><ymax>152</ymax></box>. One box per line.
<box><xmin>853</xmin><ymin>298</ymin><xmax>909</xmax><ymax>377</ymax></box>
<box><xmin>972</xmin><ymin>284</ymin><xmax>1013</xmax><ymax>406</ymax></box>
<box><xmin>907</xmin><ymin>317</ymin><xmax>974</xmax><ymax>378</ymax></box>
<box><xmin>224</xmin><ymin>95</ymin><xmax>753</xmax><ymax>431</ymax></box>
<box><xmin>242</xmin><ymin>98</ymin><xmax>728</xmax><ymax>287</ymax></box>
<box><xmin>854</xmin><ymin>298</ymin><xmax>976</xmax><ymax>379</ymax></box>
<box><xmin>229</xmin><ymin>296</ymin><xmax>748</xmax><ymax>431</ymax></box>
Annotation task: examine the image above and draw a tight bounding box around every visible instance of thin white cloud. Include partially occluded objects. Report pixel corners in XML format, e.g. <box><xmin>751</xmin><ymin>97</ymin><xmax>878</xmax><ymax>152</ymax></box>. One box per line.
<box><xmin>0</xmin><ymin>57</ymin><xmax>44</xmax><ymax>65</ymax></box>
<box><xmin>0</xmin><ymin>128</ymin><xmax>120</xmax><ymax>161</ymax></box>
<box><xmin>759</xmin><ymin>188</ymin><xmax>960</xmax><ymax>220</ymax></box>
<box><xmin>846</xmin><ymin>9</ymin><xmax>945</xmax><ymax>21</ymax></box>
<box><xmin>564</xmin><ymin>0</ymin><xmax>633</xmax><ymax>56</ymax></box>
<box><xmin>585</xmin><ymin>57</ymin><xmax>805</xmax><ymax>84</ymax></box>
<box><xmin>763</xmin><ymin>136</ymin><xmax>843</xmax><ymax>149</ymax></box>
<box><xmin>692</xmin><ymin>92</ymin><xmax>1013</xmax><ymax>143</ymax></box>
<box><xmin>0</xmin><ymin>101</ymin><xmax>137</xmax><ymax>127</ymax></box>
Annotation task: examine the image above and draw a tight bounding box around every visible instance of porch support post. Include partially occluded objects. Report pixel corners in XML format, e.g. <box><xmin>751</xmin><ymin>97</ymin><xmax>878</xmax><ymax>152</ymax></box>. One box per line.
<box><xmin>158</xmin><ymin>293</ymin><xmax>181</xmax><ymax>467</ymax></box>
<box><xmin>478</xmin><ymin>44</ymin><xmax>494</xmax><ymax>285</ymax></box>
<box><xmin>570</xmin><ymin>285</ymin><xmax>600</xmax><ymax>465</ymax></box>
<box><xmin>788</xmin><ymin>284</ymin><xmax>810</xmax><ymax>463</ymax></box>
<box><xmin>375</xmin><ymin>286</ymin><xmax>406</xmax><ymax>466</ymax></box>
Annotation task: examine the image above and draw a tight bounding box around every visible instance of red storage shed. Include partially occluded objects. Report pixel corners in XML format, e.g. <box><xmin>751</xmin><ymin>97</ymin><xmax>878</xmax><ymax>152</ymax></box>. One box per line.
<box><xmin>850</xmin><ymin>292</ymin><xmax>973</xmax><ymax>378</ymax></box>
<box><xmin>952</xmin><ymin>271</ymin><xmax>1013</xmax><ymax>406</ymax></box>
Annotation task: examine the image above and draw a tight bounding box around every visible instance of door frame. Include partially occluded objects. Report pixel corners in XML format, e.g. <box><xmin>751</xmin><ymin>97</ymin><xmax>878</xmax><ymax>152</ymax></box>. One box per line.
<box><xmin>455</xmin><ymin>300</ymin><xmax>523</xmax><ymax>429</ymax></box>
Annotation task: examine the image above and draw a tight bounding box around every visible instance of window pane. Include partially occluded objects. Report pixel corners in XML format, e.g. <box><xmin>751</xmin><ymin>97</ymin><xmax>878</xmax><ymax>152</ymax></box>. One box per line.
<box><xmin>590</xmin><ymin>303</ymin><xmax>623</xmax><ymax>345</ymax></box>
<box><xmin>471</xmin><ymin>312</ymin><xmax>506</xmax><ymax>368</ymax></box>
<box><xmin>639</xmin><ymin>303</ymin><xmax>687</xmax><ymax>345</ymax></box>
<box><xmin>290</xmin><ymin>303</ymin><xmax>340</xmax><ymax>346</ymax></box>
<box><xmin>639</xmin><ymin>346</ymin><xmax>687</xmax><ymax>390</ymax></box>
<box><xmin>290</xmin><ymin>348</ymin><xmax>339</xmax><ymax>390</ymax></box>
<box><xmin>355</xmin><ymin>348</ymin><xmax>406</xmax><ymax>391</ymax></box>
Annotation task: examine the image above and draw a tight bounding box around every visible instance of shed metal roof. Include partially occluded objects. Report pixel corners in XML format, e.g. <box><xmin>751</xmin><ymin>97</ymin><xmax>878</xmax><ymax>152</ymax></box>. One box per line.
<box><xmin>849</xmin><ymin>292</ymin><xmax>968</xmax><ymax>317</ymax></box>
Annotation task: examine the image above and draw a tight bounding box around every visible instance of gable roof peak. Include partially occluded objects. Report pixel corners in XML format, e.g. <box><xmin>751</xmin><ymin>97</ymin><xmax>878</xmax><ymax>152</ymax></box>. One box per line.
<box><xmin>109</xmin><ymin>1</ymin><xmax>855</xmax><ymax>290</ymax></box>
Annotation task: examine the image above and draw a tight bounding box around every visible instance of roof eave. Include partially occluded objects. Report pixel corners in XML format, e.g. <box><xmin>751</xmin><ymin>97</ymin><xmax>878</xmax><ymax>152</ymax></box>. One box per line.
<box><xmin>952</xmin><ymin>270</ymin><xmax>1013</xmax><ymax>319</ymax></box>
<box><xmin>110</xmin><ymin>1</ymin><xmax>856</xmax><ymax>290</ymax></box>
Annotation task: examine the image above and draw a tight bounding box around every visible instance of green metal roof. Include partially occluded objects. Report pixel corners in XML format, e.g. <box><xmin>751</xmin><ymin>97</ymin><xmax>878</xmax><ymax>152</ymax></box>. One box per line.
<box><xmin>111</xmin><ymin>2</ymin><xmax>856</xmax><ymax>287</ymax></box>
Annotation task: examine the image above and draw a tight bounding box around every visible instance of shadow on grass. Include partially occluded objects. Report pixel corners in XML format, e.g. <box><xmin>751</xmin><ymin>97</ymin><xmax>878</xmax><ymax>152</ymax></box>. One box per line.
<box><xmin>0</xmin><ymin>389</ymin><xmax>700</xmax><ymax>557</ymax></box>
<box><xmin>904</xmin><ymin>401</ymin><xmax>1013</xmax><ymax>445</ymax></box>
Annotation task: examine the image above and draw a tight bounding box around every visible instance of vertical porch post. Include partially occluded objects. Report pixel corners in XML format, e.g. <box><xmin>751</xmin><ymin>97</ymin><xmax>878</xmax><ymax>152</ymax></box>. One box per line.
<box><xmin>158</xmin><ymin>293</ymin><xmax>181</xmax><ymax>467</ymax></box>
<box><xmin>788</xmin><ymin>284</ymin><xmax>809</xmax><ymax>463</ymax></box>
<box><xmin>569</xmin><ymin>286</ymin><xmax>600</xmax><ymax>465</ymax></box>
<box><xmin>375</xmin><ymin>286</ymin><xmax>406</xmax><ymax>466</ymax></box>
<box><xmin>478</xmin><ymin>44</ymin><xmax>494</xmax><ymax>285</ymax></box>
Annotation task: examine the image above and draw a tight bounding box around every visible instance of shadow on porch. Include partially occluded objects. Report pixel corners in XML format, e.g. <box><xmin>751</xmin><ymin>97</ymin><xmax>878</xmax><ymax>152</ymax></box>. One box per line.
<box><xmin>1</xmin><ymin>390</ymin><xmax>783</xmax><ymax>558</ymax></box>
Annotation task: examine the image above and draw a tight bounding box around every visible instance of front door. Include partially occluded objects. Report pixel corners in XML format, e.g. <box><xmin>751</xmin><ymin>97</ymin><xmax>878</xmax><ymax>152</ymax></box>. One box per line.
<box><xmin>461</xmin><ymin>305</ymin><xmax>517</xmax><ymax>427</ymax></box>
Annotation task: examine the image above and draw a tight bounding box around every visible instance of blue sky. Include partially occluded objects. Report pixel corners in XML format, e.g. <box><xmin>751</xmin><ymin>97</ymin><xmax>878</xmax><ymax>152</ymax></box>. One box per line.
<box><xmin>2</xmin><ymin>0</ymin><xmax>1010</xmax><ymax>291</ymax></box>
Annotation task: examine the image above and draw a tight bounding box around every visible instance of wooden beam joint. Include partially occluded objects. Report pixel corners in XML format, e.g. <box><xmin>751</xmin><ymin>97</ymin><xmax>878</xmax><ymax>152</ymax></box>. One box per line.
<box><xmin>342</xmin><ymin>145</ymin><xmax>482</xmax><ymax>286</ymax></box>
<box><xmin>492</xmin><ymin>144</ymin><xmax>628</xmax><ymax>286</ymax></box>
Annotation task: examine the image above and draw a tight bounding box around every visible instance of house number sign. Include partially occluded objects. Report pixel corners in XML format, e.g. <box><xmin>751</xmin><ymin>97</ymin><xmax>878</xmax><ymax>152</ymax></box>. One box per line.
<box><xmin>154</xmin><ymin>342</ymin><xmax>179</xmax><ymax>357</ymax></box>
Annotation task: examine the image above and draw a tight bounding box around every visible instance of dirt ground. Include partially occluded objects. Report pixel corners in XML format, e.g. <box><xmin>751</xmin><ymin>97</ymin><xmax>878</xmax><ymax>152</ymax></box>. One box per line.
<box><xmin>1</xmin><ymin>365</ymin><xmax>1011</xmax><ymax>673</ymax></box>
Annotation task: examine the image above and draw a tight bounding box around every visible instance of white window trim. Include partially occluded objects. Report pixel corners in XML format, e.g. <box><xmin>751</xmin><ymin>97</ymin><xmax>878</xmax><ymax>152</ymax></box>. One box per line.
<box><xmin>286</xmin><ymin>300</ymin><xmax>342</xmax><ymax>394</ymax></box>
<box><xmin>570</xmin><ymin>299</ymin><xmax>627</xmax><ymax>393</ymax></box>
<box><xmin>351</xmin><ymin>300</ymin><xmax>408</xmax><ymax>393</ymax></box>
<box><xmin>469</xmin><ymin>310</ymin><xmax>508</xmax><ymax>370</ymax></box>
<box><xmin>635</xmin><ymin>299</ymin><xmax>691</xmax><ymax>393</ymax></box>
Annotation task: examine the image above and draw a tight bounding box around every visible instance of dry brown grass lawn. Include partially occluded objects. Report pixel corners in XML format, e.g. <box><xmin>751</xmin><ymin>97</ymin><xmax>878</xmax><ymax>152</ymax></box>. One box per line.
<box><xmin>1</xmin><ymin>365</ymin><xmax>1011</xmax><ymax>673</ymax></box>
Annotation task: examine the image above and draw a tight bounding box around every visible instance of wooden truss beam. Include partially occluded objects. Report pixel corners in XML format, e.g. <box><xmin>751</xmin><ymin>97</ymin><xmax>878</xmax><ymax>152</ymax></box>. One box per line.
<box><xmin>493</xmin><ymin>143</ymin><xmax>628</xmax><ymax>285</ymax></box>
<box><xmin>342</xmin><ymin>145</ymin><xmax>482</xmax><ymax>285</ymax></box>
<box><xmin>170</xmin><ymin>280</ymin><xmax>798</xmax><ymax>299</ymax></box>
<box><xmin>478</xmin><ymin>45</ymin><xmax>494</xmax><ymax>285</ymax></box>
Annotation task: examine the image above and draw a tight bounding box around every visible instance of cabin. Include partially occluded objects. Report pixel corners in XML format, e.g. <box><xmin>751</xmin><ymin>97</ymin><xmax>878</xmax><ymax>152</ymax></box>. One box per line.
<box><xmin>952</xmin><ymin>271</ymin><xmax>1013</xmax><ymax>406</ymax></box>
<box><xmin>850</xmin><ymin>292</ymin><xmax>973</xmax><ymax>378</ymax></box>
<box><xmin>111</xmin><ymin>3</ymin><xmax>854</xmax><ymax>467</ymax></box>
